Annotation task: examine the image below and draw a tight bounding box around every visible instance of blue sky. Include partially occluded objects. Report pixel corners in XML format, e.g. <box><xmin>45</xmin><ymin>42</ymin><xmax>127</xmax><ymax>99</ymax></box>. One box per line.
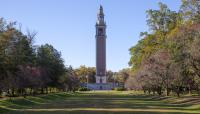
<box><xmin>0</xmin><ymin>0</ymin><xmax>181</xmax><ymax>71</ymax></box>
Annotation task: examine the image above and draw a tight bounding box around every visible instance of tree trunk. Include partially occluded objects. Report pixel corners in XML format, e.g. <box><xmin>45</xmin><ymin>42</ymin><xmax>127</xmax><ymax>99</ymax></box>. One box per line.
<box><xmin>176</xmin><ymin>87</ymin><xmax>180</xmax><ymax>97</ymax></box>
<box><xmin>197</xmin><ymin>87</ymin><xmax>200</xmax><ymax>96</ymax></box>
<box><xmin>30</xmin><ymin>88</ymin><xmax>33</xmax><ymax>95</ymax></box>
<box><xmin>166</xmin><ymin>88</ymin><xmax>170</xmax><ymax>96</ymax></box>
<box><xmin>46</xmin><ymin>87</ymin><xmax>48</xmax><ymax>94</ymax></box>
<box><xmin>157</xmin><ymin>87</ymin><xmax>162</xmax><ymax>95</ymax></box>
<box><xmin>41</xmin><ymin>88</ymin><xmax>44</xmax><ymax>94</ymax></box>
<box><xmin>148</xmin><ymin>89</ymin><xmax>151</xmax><ymax>95</ymax></box>
<box><xmin>188</xmin><ymin>85</ymin><xmax>191</xmax><ymax>95</ymax></box>
<box><xmin>11</xmin><ymin>88</ymin><xmax>15</xmax><ymax>97</ymax></box>
<box><xmin>143</xmin><ymin>90</ymin><xmax>146</xmax><ymax>94</ymax></box>
<box><xmin>0</xmin><ymin>89</ymin><xmax>2</xmax><ymax>97</ymax></box>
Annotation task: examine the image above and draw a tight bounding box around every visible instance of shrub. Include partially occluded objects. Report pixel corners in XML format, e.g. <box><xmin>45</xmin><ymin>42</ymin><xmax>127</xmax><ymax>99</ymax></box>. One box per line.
<box><xmin>114</xmin><ymin>87</ymin><xmax>126</xmax><ymax>91</ymax></box>
<box><xmin>78</xmin><ymin>87</ymin><xmax>90</xmax><ymax>91</ymax></box>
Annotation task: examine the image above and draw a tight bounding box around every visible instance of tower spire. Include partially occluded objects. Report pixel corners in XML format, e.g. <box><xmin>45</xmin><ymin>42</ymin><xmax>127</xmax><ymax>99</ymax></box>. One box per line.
<box><xmin>97</xmin><ymin>5</ymin><xmax>105</xmax><ymax>25</ymax></box>
<box><xmin>99</xmin><ymin>5</ymin><xmax>104</xmax><ymax>15</ymax></box>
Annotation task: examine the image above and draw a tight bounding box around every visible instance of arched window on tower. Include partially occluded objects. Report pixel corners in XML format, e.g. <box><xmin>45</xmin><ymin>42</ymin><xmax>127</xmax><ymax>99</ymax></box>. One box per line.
<box><xmin>98</xmin><ymin>28</ymin><xmax>103</xmax><ymax>36</ymax></box>
<box><xmin>100</xmin><ymin>78</ymin><xmax>102</xmax><ymax>83</ymax></box>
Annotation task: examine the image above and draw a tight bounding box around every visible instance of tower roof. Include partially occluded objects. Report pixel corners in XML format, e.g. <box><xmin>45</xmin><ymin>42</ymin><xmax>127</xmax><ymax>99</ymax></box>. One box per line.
<box><xmin>98</xmin><ymin>5</ymin><xmax>104</xmax><ymax>15</ymax></box>
<box><xmin>96</xmin><ymin>5</ymin><xmax>106</xmax><ymax>26</ymax></box>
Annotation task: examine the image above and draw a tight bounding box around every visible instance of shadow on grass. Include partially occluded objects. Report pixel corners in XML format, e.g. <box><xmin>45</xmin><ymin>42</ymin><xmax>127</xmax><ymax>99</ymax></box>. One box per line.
<box><xmin>1</xmin><ymin>92</ymin><xmax>200</xmax><ymax>114</ymax></box>
<box><xmin>0</xmin><ymin>107</ymin><xmax>9</xmax><ymax>113</ymax></box>
<box><xmin>10</xmin><ymin>110</ymin><xmax>199</xmax><ymax>114</ymax></box>
<box><xmin>0</xmin><ymin>92</ymin><xmax>71</xmax><ymax>112</ymax></box>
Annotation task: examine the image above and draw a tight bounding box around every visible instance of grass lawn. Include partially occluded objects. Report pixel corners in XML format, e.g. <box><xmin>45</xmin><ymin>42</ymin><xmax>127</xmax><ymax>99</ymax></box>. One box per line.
<box><xmin>0</xmin><ymin>91</ymin><xmax>200</xmax><ymax>114</ymax></box>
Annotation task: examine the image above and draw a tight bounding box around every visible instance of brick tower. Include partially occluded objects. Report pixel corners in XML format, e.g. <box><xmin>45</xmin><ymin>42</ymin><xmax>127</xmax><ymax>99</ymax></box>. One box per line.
<box><xmin>95</xmin><ymin>5</ymin><xmax>107</xmax><ymax>84</ymax></box>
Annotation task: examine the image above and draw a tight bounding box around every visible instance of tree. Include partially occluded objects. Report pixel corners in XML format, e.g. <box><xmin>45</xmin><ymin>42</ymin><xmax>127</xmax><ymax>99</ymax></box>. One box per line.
<box><xmin>180</xmin><ymin>0</ymin><xmax>200</xmax><ymax>23</ymax></box>
<box><xmin>36</xmin><ymin>44</ymin><xmax>66</xmax><ymax>90</ymax></box>
<box><xmin>146</xmin><ymin>2</ymin><xmax>179</xmax><ymax>33</ymax></box>
<box><xmin>106</xmin><ymin>70</ymin><xmax>115</xmax><ymax>82</ymax></box>
<box><xmin>74</xmin><ymin>65</ymin><xmax>96</xmax><ymax>83</ymax></box>
<box><xmin>58</xmin><ymin>66</ymin><xmax>79</xmax><ymax>92</ymax></box>
<box><xmin>187</xmin><ymin>29</ymin><xmax>200</xmax><ymax>94</ymax></box>
<box><xmin>0</xmin><ymin>17</ymin><xmax>78</xmax><ymax>97</ymax></box>
<box><xmin>130</xmin><ymin>2</ymin><xmax>179</xmax><ymax>72</ymax></box>
<box><xmin>135</xmin><ymin>50</ymin><xmax>172</xmax><ymax>95</ymax></box>
<box><xmin>189</xmin><ymin>33</ymin><xmax>200</xmax><ymax>78</ymax></box>
<box><xmin>0</xmin><ymin>21</ymin><xmax>36</xmax><ymax>96</ymax></box>
<box><xmin>115</xmin><ymin>68</ymin><xmax>131</xmax><ymax>84</ymax></box>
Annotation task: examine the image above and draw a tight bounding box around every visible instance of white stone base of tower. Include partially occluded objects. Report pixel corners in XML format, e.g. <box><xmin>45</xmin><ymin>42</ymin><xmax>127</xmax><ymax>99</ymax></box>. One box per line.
<box><xmin>96</xmin><ymin>76</ymin><xmax>107</xmax><ymax>83</ymax></box>
<box><xmin>85</xmin><ymin>76</ymin><xmax>113</xmax><ymax>90</ymax></box>
<box><xmin>87</xmin><ymin>83</ymin><xmax>114</xmax><ymax>90</ymax></box>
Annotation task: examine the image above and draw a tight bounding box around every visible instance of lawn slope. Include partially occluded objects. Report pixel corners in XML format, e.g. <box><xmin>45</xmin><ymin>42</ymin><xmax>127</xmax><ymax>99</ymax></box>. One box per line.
<box><xmin>0</xmin><ymin>91</ymin><xmax>200</xmax><ymax>114</ymax></box>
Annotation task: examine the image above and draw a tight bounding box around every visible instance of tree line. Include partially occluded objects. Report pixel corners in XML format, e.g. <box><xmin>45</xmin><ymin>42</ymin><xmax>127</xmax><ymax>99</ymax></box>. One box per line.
<box><xmin>73</xmin><ymin>65</ymin><xmax>129</xmax><ymax>85</ymax></box>
<box><xmin>128</xmin><ymin>0</ymin><xmax>200</xmax><ymax>97</ymax></box>
<box><xmin>0</xmin><ymin>18</ymin><xmax>80</xmax><ymax>97</ymax></box>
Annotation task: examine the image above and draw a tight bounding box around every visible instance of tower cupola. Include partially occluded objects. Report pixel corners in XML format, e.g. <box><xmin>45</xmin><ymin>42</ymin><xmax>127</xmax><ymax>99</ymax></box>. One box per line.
<box><xmin>97</xmin><ymin>5</ymin><xmax>105</xmax><ymax>25</ymax></box>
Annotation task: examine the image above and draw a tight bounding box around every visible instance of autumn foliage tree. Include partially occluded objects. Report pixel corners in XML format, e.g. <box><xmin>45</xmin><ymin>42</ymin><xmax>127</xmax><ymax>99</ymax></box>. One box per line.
<box><xmin>128</xmin><ymin>0</ymin><xmax>200</xmax><ymax>97</ymax></box>
<box><xmin>0</xmin><ymin>18</ymin><xmax>78</xmax><ymax>97</ymax></box>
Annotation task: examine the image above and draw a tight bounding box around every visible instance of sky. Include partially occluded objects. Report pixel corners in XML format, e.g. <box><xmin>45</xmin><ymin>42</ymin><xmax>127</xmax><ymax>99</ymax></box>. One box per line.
<box><xmin>0</xmin><ymin>0</ymin><xmax>182</xmax><ymax>71</ymax></box>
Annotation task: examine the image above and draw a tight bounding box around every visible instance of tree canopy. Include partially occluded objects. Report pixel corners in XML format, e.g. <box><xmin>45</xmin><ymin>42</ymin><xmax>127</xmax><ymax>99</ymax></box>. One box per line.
<box><xmin>129</xmin><ymin>0</ymin><xmax>200</xmax><ymax>96</ymax></box>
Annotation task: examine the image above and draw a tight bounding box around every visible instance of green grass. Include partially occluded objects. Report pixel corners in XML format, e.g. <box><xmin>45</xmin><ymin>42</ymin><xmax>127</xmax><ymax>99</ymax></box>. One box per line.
<box><xmin>0</xmin><ymin>91</ymin><xmax>200</xmax><ymax>114</ymax></box>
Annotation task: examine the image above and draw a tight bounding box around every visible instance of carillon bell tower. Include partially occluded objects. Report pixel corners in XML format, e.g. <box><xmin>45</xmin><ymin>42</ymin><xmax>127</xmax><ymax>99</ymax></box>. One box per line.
<box><xmin>87</xmin><ymin>5</ymin><xmax>114</xmax><ymax>90</ymax></box>
<box><xmin>95</xmin><ymin>5</ymin><xmax>107</xmax><ymax>84</ymax></box>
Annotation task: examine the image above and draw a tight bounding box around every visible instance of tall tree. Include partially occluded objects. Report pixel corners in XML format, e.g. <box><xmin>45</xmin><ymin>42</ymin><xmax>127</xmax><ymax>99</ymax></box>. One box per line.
<box><xmin>180</xmin><ymin>0</ymin><xmax>200</xmax><ymax>23</ymax></box>
<box><xmin>36</xmin><ymin>44</ymin><xmax>66</xmax><ymax>89</ymax></box>
<box><xmin>146</xmin><ymin>2</ymin><xmax>179</xmax><ymax>33</ymax></box>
